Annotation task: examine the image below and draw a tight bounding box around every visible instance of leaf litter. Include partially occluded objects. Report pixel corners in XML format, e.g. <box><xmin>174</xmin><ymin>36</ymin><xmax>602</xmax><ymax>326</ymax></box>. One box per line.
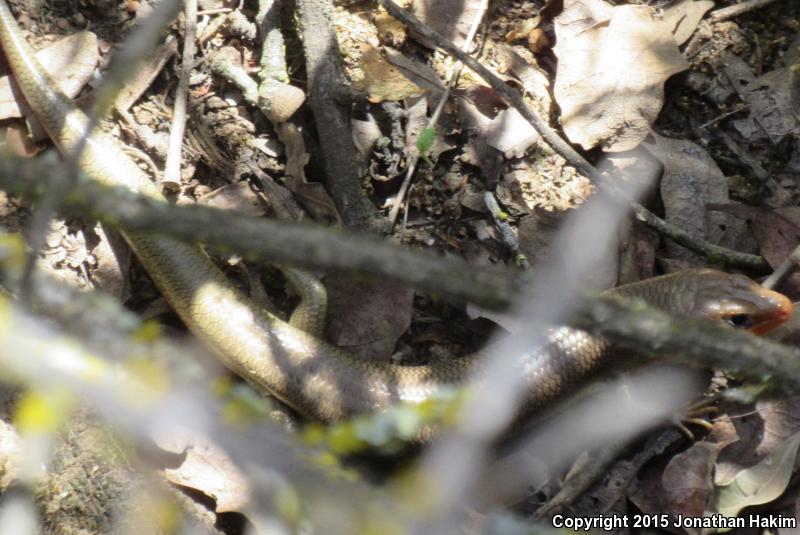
<box><xmin>6</xmin><ymin>0</ymin><xmax>800</xmax><ymax>530</ymax></box>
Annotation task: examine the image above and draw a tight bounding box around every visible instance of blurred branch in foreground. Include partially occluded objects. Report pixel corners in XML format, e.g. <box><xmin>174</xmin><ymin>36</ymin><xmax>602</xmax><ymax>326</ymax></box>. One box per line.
<box><xmin>0</xmin><ymin>251</ymin><xmax>412</xmax><ymax>533</ymax></box>
<box><xmin>1</xmin><ymin>163</ymin><xmax>799</xmax><ymax>400</ymax></box>
<box><xmin>0</xmin><ymin>155</ymin><xmax>521</xmax><ymax>310</ymax></box>
<box><xmin>3</xmin><ymin>254</ymin><xmax>796</xmax><ymax>532</ymax></box>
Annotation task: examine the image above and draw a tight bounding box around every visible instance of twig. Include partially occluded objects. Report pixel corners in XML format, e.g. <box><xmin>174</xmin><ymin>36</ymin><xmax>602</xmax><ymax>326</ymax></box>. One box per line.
<box><xmin>209</xmin><ymin>47</ymin><xmax>259</xmax><ymax>104</ymax></box>
<box><xmin>197</xmin><ymin>8</ymin><xmax>232</xmax><ymax>16</ymax></box>
<box><xmin>197</xmin><ymin>11</ymin><xmax>230</xmax><ymax>45</ymax></box>
<box><xmin>484</xmin><ymin>192</ymin><xmax>530</xmax><ymax>270</ymax></box>
<box><xmin>163</xmin><ymin>0</ymin><xmax>198</xmax><ymax>191</ymax></box>
<box><xmin>709</xmin><ymin>0</ymin><xmax>781</xmax><ymax>22</ymax></box>
<box><xmin>698</xmin><ymin>104</ymin><xmax>749</xmax><ymax>130</ymax></box>
<box><xmin>0</xmin><ymin>289</ymin><xmax>385</xmax><ymax>533</ymax></box>
<box><xmin>296</xmin><ymin>0</ymin><xmax>384</xmax><ymax>231</ymax></box>
<box><xmin>378</xmin><ymin>0</ymin><xmax>768</xmax><ymax>271</ymax></box>
<box><xmin>5</xmin><ymin>160</ymin><xmax>800</xmax><ymax>397</ymax></box>
<box><xmin>388</xmin><ymin>0</ymin><xmax>488</xmax><ymax>228</ymax></box>
<box><xmin>628</xmin><ymin>202</ymin><xmax>764</xmax><ymax>270</ymax></box>
<box><xmin>572</xmin><ymin>292</ymin><xmax>800</xmax><ymax>394</ymax></box>
<box><xmin>4</xmin><ymin>161</ymin><xmax>800</xmax><ymax>394</ymax></box>
<box><xmin>534</xmin><ymin>442</ymin><xmax>628</xmax><ymax>517</ymax></box>
<box><xmin>8</xmin><ymin>154</ymin><xmax>800</xmax><ymax>527</ymax></box>
<box><xmin>256</xmin><ymin>0</ymin><xmax>289</xmax><ymax>85</ymax></box>
<box><xmin>762</xmin><ymin>244</ymin><xmax>800</xmax><ymax>289</ymax></box>
<box><xmin>0</xmin><ymin>164</ymin><xmax>522</xmax><ymax>310</ymax></box>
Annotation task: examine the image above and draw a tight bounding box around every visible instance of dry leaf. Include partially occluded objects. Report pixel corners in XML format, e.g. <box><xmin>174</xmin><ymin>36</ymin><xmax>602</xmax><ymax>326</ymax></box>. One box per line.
<box><xmin>156</xmin><ymin>430</ymin><xmax>251</xmax><ymax>513</ymax></box>
<box><xmin>456</xmin><ymin>96</ymin><xmax>504</xmax><ymax>181</ymax></box>
<box><xmin>484</xmin><ymin>108</ymin><xmax>540</xmax><ymax>159</ymax></box>
<box><xmin>725</xmin><ymin>56</ymin><xmax>800</xmax><ymax>144</ymax></box>
<box><xmin>713</xmin><ymin>398</ymin><xmax>800</xmax><ymax>490</ymax></box>
<box><xmin>630</xmin><ymin>459</ymin><xmax>675</xmax><ymax>524</ymax></box>
<box><xmin>709</xmin><ymin>204</ymin><xmax>800</xmax><ymax>299</ymax></box>
<box><xmin>382</xmin><ymin>46</ymin><xmax>445</xmax><ymax>96</ymax></box>
<box><xmin>0</xmin><ymin>31</ymin><xmax>98</xmax><ymax>120</ymax></box>
<box><xmin>489</xmin><ymin>43</ymin><xmax>550</xmax><ymax>94</ymax></box>
<box><xmin>198</xmin><ymin>181</ymin><xmax>266</xmax><ymax>217</ymax></box>
<box><xmin>323</xmin><ymin>274</ymin><xmax>414</xmax><ymax>361</ymax></box>
<box><xmin>753</xmin><ymin>208</ymin><xmax>800</xmax><ymax>269</ymax></box>
<box><xmin>755</xmin><ymin>399</ymin><xmax>800</xmax><ymax>458</ymax></box>
<box><xmin>630</xmin><ymin>412</ymin><xmax>718</xmax><ymax>523</ymax></box>
<box><xmin>553</xmin><ymin>0</ymin><xmax>688</xmax><ymax>152</ymax></box>
<box><xmin>714</xmin><ymin>403</ymin><xmax>771</xmax><ymax>487</ymax></box>
<box><xmin>706</xmin><ymin>204</ymin><xmax>799</xmax><ymax>269</ymax></box>
<box><xmin>409</xmin><ymin>0</ymin><xmax>484</xmax><ymax>49</ymax></box>
<box><xmin>662</xmin><ymin>441</ymin><xmax>719</xmax><ymax>530</ymax></box>
<box><xmin>352</xmin><ymin>118</ymin><xmax>383</xmax><ymax>166</ymax></box>
<box><xmin>277</xmin><ymin>122</ymin><xmax>341</xmax><ymax>224</ymax></box>
<box><xmin>644</xmin><ymin>135</ymin><xmax>753</xmax><ymax>262</ymax></box>
<box><xmin>715</xmin><ymin>430</ymin><xmax>800</xmax><ymax>519</ymax></box>
<box><xmin>661</xmin><ymin>0</ymin><xmax>714</xmax><ymax>46</ymax></box>
<box><xmin>356</xmin><ymin>44</ymin><xmax>423</xmax><ymax>103</ymax></box>
<box><xmin>89</xmin><ymin>225</ymin><xmax>130</xmax><ymax>301</ymax></box>
<box><xmin>505</xmin><ymin>17</ymin><xmax>541</xmax><ymax>43</ymax></box>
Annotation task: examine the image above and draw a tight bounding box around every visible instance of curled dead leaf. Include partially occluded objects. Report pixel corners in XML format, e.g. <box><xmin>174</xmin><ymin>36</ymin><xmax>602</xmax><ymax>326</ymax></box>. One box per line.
<box><xmin>155</xmin><ymin>429</ymin><xmax>251</xmax><ymax>513</ymax></box>
<box><xmin>554</xmin><ymin>0</ymin><xmax>689</xmax><ymax>151</ymax></box>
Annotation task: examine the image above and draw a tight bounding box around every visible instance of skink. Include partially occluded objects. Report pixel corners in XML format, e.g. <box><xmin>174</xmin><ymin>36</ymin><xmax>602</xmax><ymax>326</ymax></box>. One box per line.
<box><xmin>0</xmin><ymin>1</ymin><xmax>792</xmax><ymax>423</ymax></box>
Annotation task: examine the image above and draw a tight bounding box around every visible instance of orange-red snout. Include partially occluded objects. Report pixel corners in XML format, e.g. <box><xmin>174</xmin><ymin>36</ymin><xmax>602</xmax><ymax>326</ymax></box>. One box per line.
<box><xmin>750</xmin><ymin>289</ymin><xmax>793</xmax><ymax>335</ymax></box>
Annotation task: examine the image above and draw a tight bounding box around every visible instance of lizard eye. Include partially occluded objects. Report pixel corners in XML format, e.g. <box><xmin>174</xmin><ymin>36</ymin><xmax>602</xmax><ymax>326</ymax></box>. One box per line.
<box><xmin>726</xmin><ymin>314</ymin><xmax>752</xmax><ymax>328</ymax></box>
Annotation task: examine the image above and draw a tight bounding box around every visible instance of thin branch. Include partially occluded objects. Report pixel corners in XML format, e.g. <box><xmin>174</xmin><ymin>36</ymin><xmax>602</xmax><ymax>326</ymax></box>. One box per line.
<box><xmin>377</xmin><ymin>0</ymin><xmax>769</xmax><ymax>271</ymax></box>
<box><xmin>387</xmin><ymin>0</ymin><xmax>488</xmax><ymax>228</ymax></box>
<box><xmin>485</xmin><ymin>192</ymin><xmax>530</xmax><ymax>270</ymax></box>
<box><xmin>197</xmin><ymin>10</ymin><xmax>231</xmax><ymax>44</ymax></box>
<box><xmin>762</xmin><ymin>243</ymin><xmax>800</xmax><ymax>289</ymax></box>
<box><xmin>296</xmin><ymin>0</ymin><xmax>384</xmax><ymax>231</ymax></box>
<box><xmin>163</xmin><ymin>0</ymin><xmax>197</xmax><ymax>191</ymax></box>
<box><xmin>3</xmin><ymin>161</ymin><xmax>800</xmax><ymax>398</ymax></box>
<box><xmin>709</xmin><ymin>0</ymin><xmax>781</xmax><ymax>21</ymax></box>
<box><xmin>0</xmin><ymin>163</ymin><xmax>522</xmax><ymax>309</ymax></box>
<box><xmin>572</xmin><ymin>292</ymin><xmax>800</xmax><ymax>394</ymax></box>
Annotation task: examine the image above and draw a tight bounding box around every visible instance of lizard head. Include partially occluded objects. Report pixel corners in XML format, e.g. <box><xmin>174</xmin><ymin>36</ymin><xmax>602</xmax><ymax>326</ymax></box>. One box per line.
<box><xmin>685</xmin><ymin>269</ymin><xmax>793</xmax><ymax>335</ymax></box>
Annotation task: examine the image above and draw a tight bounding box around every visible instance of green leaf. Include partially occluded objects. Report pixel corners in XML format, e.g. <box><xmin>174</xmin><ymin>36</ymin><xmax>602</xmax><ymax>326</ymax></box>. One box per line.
<box><xmin>416</xmin><ymin>127</ymin><xmax>437</xmax><ymax>155</ymax></box>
